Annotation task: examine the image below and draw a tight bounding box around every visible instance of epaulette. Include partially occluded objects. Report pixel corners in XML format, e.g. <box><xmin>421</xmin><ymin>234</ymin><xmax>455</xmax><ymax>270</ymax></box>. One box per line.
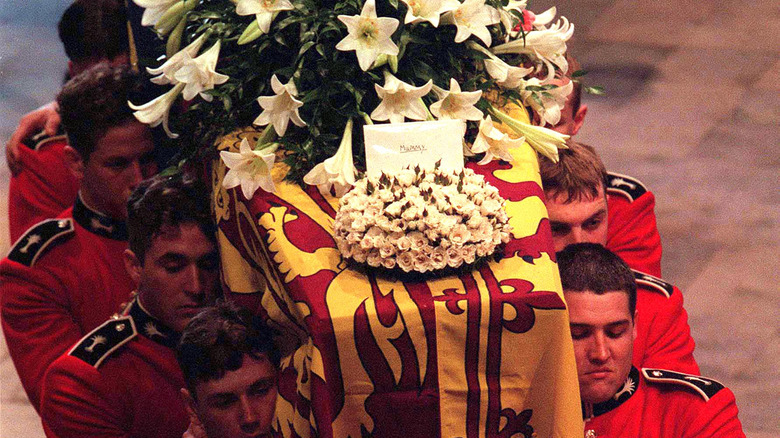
<box><xmin>633</xmin><ymin>269</ymin><xmax>674</xmax><ymax>298</ymax></box>
<box><xmin>69</xmin><ymin>316</ymin><xmax>137</xmax><ymax>368</ymax></box>
<box><xmin>642</xmin><ymin>368</ymin><xmax>726</xmax><ymax>401</ymax></box>
<box><xmin>8</xmin><ymin>219</ymin><xmax>74</xmax><ymax>267</ymax></box>
<box><xmin>607</xmin><ymin>172</ymin><xmax>647</xmax><ymax>202</ymax></box>
<box><xmin>32</xmin><ymin>133</ymin><xmax>67</xmax><ymax>151</ymax></box>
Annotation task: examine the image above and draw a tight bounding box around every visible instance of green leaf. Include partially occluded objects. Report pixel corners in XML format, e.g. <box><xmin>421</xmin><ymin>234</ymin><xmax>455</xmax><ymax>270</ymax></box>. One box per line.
<box><xmin>584</xmin><ymin>86</ymin><xmax>606</xmax><ymax>95</ymax></box>
<box><xmin>298</xmin><ymin>40</ymin><xmax>316</xmax><ymax>56</ymax></box>
<box><xmin>571</xmin><ymin>69</ymin><xmax>588</xmax><ymax>78</ymax></box>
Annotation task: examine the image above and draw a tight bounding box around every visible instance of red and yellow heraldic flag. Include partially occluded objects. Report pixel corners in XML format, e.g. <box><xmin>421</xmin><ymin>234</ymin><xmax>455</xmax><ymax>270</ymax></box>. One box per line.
<box><xmin>213</xmin><ymin>128</ymin><xmax>583</xmax><ymax>438</ymax></box>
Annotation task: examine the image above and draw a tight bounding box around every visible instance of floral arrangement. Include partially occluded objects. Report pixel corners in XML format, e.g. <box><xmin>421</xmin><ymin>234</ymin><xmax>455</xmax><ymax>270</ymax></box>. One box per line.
<box><xmin>129</xmin><ymin>0</ymin><xmax>578</xmax><ymax>200</ymax></box>
<box><xmin>333</xmin><ymin>165</ymin><xmax>512</xmax><ymax>273</ymax></box>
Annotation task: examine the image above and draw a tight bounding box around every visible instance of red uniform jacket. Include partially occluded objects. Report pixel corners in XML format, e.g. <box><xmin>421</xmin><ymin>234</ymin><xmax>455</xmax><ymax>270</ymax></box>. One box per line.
<box><xmin>583</xmin><ymin>367</ymin><xmax>745</xmax><ymax>437</ymax></box>
<box><xmin>41</xmin><ymin>299</ymin><xmax>189</xmax><ymax>438</ymax></box>
<box><xmin>606</xmin><ymin>172</ymin><xmax>663</xmax><ymax>277</ymax></box>
<box><xmin>0</xmin><ymin>196</ymin><xmax>134</xmax><ymax>410</ymax></box>
<box><xmin>632</xmin><ymin>270</ymin><xmax>699</xmax><ymax>374</ymax></box>
<box><xmin>8</xmin><ymin>134</ymin><xmax>79</xmax><ymax>242</ymax></box>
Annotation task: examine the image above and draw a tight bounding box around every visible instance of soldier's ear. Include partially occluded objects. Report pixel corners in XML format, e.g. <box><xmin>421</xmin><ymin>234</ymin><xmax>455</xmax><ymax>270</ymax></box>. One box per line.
<box><xmin>181</xmin><ymin>388</ymin><xmax>206</xmax><ymax>435</ymax></box>
<box><xmin>64</xmin><ymin>145</ymin><xmax>84</xmax><ymax>181</ymax></box>
<box><xmin>571</xmin><ymin>104</ymin><xmax>587</xmax><ymax>135</ymax></box>
<box><xmin>123</xmin><ymin>249</ymin><xmax>142</xmax><ymax>286</ymax></box>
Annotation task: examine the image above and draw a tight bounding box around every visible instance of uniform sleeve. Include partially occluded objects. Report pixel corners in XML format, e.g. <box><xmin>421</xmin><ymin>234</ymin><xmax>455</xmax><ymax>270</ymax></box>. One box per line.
<box><xmin>41</xmin><ymin>356</ymin><xmax>130</xmax><ymax>438</ymax></box>
<box><xmin>639</xmin><ymin>287</ymin><xmax>700</xmax><ymax>374</ymax></box>
<box><xmin>0</xmin><ymin>261</ymin><xmax>82</xmax><ymax>411</ymax></box>
<box><xmin>8</xmin><ymin>142</ymin><xmax>78</xmax><ymax>242</ymax></box>
<box><xmin>682</xmin><ymin>389</ymin><xmax>746</xmax><ymax>438</ymax></box>
<box><xmin>606</xmin><ymin>191</ymin><xmax>663</xmax><ymax>277</ymax></box>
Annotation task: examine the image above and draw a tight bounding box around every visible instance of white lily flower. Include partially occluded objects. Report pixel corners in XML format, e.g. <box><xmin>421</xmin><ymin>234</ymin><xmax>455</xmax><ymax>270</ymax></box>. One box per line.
<box><xmin>492</xmin><ymin>16</ymin><xmax>574</xmax><ymax>80</ymax></box>
<box><xmin>147</xmin><ymin>33</ymin><xmax>209</xmax><ymax>85</ymax></box>
<box><xmin>254</xmin><ymin>74</ymin><xmax>307</xmax><ymax>136</ymax></box>
<box><xmin>484</xmin><ymin>56</ymin><xmax>534</xmax><ymax>89</ymax></box>
<box><xmin>220</xmin><ymin>138</ymin><xmax>277</xmax><ymax>199</ymax></box>
<box><xmin>173</xmin><ymin>41</ymin><xmax>229</xmax><ymax>102</ymax></box>
<box><xmin>336</xmin><ymin>0</ymin><xmax>400</xmax><ymax>71</ymax></box>
<box><xmin>133</xmin><ymin>0</ymin><xmax>178</xmax><ymax>27</ymax></box>
<box><xmin>441</xmin><ymin>0</ymin><xmax>500</xmax><ymax>46</ymax></box>
<box><xmin>489</xmin><ymin>105</ymin><xmax>569</xmax><ymax>162</ymax></box>
<box><xmin>303</xmin><ymin>119</ymin><xmax>357</xmax><ymax>197</ymax></box>
<box><xmin>370</xmin><ymin>72</ymin><xmax>433</xmax><ymax>123</ymax></box>
<box><xmin>401</xmin><ymin>0</ymin><xmax>459</xmax><ymax>27</ymax></box>
<box><xmin>430</xmin><ymin>79</ymin><xmax>483</xmax><ymax>121</ymax></box>
<box><xmin>521</xmin><ymin>78</ymin><xmax>573</xmax><ymax>126</ymax></box>
<box><xmin>471</xmin><ymin>115</ymin><xmax>525</xmax><ymax>165</ymax></box>
<box><xmin>235</xmin><ymin>0</ymin><xmax>294</xmax><ymax>34</ymax></box>
<box><xmin>532</xmin><ymin>7</ymin><xmax>557</xmax><ymax>28</ymax></box>
<box><xmin>128</xmin><ymin>82</ymin><xmax>184</xmax><ymax>138</ymax></box>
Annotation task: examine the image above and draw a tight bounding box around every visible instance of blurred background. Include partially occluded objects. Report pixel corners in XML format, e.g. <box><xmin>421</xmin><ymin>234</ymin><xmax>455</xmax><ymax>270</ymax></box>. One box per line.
<box><xmin>1</xmin><ymin>0</ymin><xmax>778</xmax><ymax>436</ymax></box>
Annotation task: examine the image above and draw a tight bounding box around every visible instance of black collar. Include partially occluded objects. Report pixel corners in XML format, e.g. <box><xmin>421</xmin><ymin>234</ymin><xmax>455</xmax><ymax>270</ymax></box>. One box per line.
<box><xmin>73</xmin><ymin>195</ymin><xmax>128</xmax><ymax>241</ymax></box>
<box><xmin>583</xmin><ymin>366</ymin><xmax>640</xmax><ymax>420</ymax></box>
<box><xmin>129</xmin><ymin>299</ymin><xmax>180</xmax><ymax>349</ymax></box>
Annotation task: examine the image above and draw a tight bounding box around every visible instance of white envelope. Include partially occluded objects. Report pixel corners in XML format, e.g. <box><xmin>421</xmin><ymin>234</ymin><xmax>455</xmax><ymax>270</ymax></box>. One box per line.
<box><xmin>363</xmin><ymin>119</ymin><xmax>465</xmax><ymax>177</ymax></box>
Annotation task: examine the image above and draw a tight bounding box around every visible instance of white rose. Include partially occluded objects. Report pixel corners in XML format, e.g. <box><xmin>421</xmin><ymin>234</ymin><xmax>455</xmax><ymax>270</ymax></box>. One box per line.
<box><xmin>378</xmin><ymin>189</ymin><xmax>394</xmax><ymax>202</ymax></box>
<box><xmin>408</xmin><ymin>231</ymin><xmax>427</xmax><ymax>250</ymax></box>
<box><xmin>352</xmin><ymin>246</ymin><xmax>368</xmax><ymax>263</ymax></box>
<box><xmin>413</xmin><ymin>251</ymin><xmax>431</xmax><ymax>273</ymax></box>
<box><xmin>446</xmin><ymin>246</ymin><xmax>463</xmax><ymax>268</ymax></box>
<box><xmin>351</xmin><ymin>217</ymin><xmax>367</xmax><ymax>232</ymax></box>
<box><xmin>463</xmin><ymin>245</ymin><xmax>476</xmax><ymax>264</ymax></box>
<box><xmin>379</xmin><ymin>243</ymin><xmax>395</xmax><ymax>258</ymax></box>
<box><xmin>449</xmin><ymin>224</ymin><xmax>471</xmax><ymax>246</ymax></box>
<box><xmin>481</xmin><ymin>199</ymin><xmax>501</xmax><ymax>216</ymax></box>
<box><xmin>397</xmin><ymin>251</ymin><xmax>415</xmax><ymax>272</ymax></box>
<box><xmin>397</xmin><ymin>168</ymin><xmax>416</xmax><ymax>187</ymax></box>
<box><xmin>424</xmin><ymin>228</ymin><xmax>439</xmax><ymax>242</ymax></box>
<box><xmin>476</xmin><ymin>242</ymin><xmax>492</xmax><ymax>257</ymax></box>
<box><xmin>385</xmin><ymin>201</ymin><xmax>404</xmax><ymax>217</ymax></box>
<box><xmin>382</xmin><ymin>257</ymin><xmax>397</xmax><ymax>270</ymax></box>
<box><xmin>347</xmin><ymin>232</ymin><xmax>362</xmax><ymax>243</ymax></box>
<box><xmin>338</xmin><ymin>241</ymin><xmax>353</xmax><ymax>258</ymax></box>
<box><xmin>396</xmin><ymin>235</ymin><xmax>412</xmax><ymax>251</ymax></box>
<box><xmin>367</xmin><ymin>250</ymin><xmax>382</xmax><ymax>267</ymax></box>
<box><xmin>430</xmin><ymin>246</ymin><xmax>447</xmax><ymax>270</ymax></box>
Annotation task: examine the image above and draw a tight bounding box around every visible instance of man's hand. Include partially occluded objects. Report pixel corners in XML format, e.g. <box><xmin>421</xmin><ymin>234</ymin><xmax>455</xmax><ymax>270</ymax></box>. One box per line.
<box><xmin>6</xmin><ymin>101</ymin><xmax>61</xmax><ymax>176</ymax></box>
<box><xmin>182</xmin><ymin>421</ymin><xmax>207</xmax><ymax>438</ymax></box>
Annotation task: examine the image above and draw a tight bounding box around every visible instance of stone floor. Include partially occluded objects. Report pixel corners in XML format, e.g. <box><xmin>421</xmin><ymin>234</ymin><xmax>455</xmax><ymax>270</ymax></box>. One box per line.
<box><xmin>1</xmin><ymin>0</ymin><xmax>778</xmax><ymax>436</ymax></box>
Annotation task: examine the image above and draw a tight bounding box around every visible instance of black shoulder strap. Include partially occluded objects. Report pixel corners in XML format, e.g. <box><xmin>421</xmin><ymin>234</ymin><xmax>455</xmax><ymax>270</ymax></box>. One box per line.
<box><xmin>642</xmin><ymin>368</ymin><xmax>726</xmax><ymax>401</ymax></box>
<box><xmin>68</xmin><ymin>316</ymin><xmax>137</xmax><ymax>368</ymax></box>
<box><xmin>8</xmin><ymin>219</ymin><xmax>74</xmax><ymax>267</ymax></box>
<box><xmin>633</xmin><ymin>269</ymin><xmax>674</xmax><ymax>298</ymax></box>
<box><xmin>607</xmin><ymin>172</ymin><xmax>647</xmax><ymax>202</ymax></box>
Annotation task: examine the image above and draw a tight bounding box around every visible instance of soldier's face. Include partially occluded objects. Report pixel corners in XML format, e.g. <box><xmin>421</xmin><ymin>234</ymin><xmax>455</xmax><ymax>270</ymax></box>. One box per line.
<box><xmin>185</xmin><ymin>354</ymin><xmax>277</xmax><ymax>438</ymax></box>
<box><xmin>545</xmin><ymin>187</ymin><xmax>609</xmax><ymax>252</ymax></box>
<box><xmin>131</xmin><ymin>223</ymin><xmax>221</xmax><ymax>333</ymax></box>
<box><xmin>79</xmin><ymin>121</ymin><xmax>156</xmax><ymax>219</ymax></box>
<box><xmin>566</xmin><ymin>290</ymin><xmax>636</xmax><ymax>405</ymax></box>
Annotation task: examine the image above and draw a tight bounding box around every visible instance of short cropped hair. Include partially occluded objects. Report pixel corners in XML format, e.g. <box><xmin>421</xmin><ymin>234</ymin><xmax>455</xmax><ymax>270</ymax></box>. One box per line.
<box><xmin>565</xmin><ymin>53</ymin><xmax>582</xmax><ymax>116</ymax></box>
<box><xmin>557</xmin><ymin>243</ymin><xmax>636</xmax><ymax>316</ymax></box>
<box><xmin>57</xmin><ymin>63</ymin><xmax>141</xmax><ymax>160</ymax></box>
<box><xmin>177</xmin><ymin>300</ymin><xmax>279</xmax><ymax>396</ymax></box>
<box><xmin>539</xmin><ymin>141</ymin><xmax>609</xmax><ymax>203</ymax></box>
<box><xmin>127</xmin><ymin>173</ymin><xmax>216</xmax><ymax>263</ymax></box>
<box><xmin>58</xmin><ymin>0</ymin><xmax>129</xmax><ymax>64</ymax></box>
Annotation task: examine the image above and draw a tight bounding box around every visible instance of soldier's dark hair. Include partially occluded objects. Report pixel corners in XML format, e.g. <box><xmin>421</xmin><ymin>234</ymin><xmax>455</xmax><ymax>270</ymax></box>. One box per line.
<box><xmin>556</xmin><ymin>243</ymin><xmax>636</xmax><ymax>317</ymax></box>
<box><xmin>177</xmin><ymin>300</ymin><xmax>279</xmax><ymax>397</ymax></box>
<box><xmin>57</xmin><ymin>63</ymin><xmax>143</xmax><ymax>161</ymax></box>
<box><xmin>126</xmin><ymin>172</ymin><xmax>216</xmax><ymax>262</ymax></box>
<box><xmin>58</xmin><ymin>0</ymin><xmax>129</xmax><ymax>64</ymax></box>
<box><xmin>538</xmin><ymin>141</ymin><xmax>609</xmax><ymax>203</ymax></box>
